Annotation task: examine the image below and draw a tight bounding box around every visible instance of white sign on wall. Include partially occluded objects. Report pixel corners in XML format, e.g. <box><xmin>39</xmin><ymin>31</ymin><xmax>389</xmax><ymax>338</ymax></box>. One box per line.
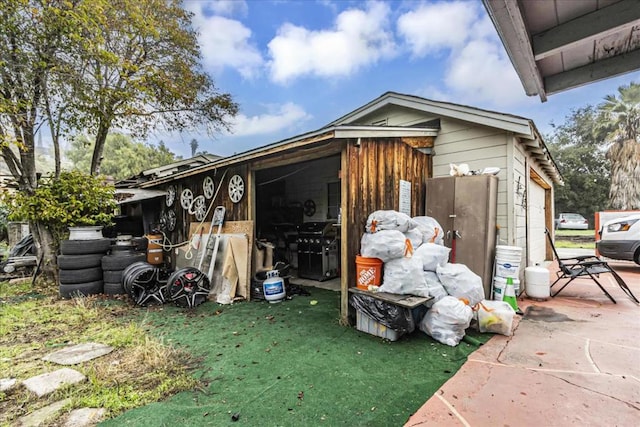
<box><xmin>399</xmin><ymin>180</ymin><xmax>411</xmax><ymax>215</ymax></box>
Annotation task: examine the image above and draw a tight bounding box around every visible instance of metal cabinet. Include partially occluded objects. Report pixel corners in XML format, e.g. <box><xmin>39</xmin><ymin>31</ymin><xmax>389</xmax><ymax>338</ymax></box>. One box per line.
<box><xmin>426</xmin><ymin>175</ymin><xmax>498</xmax><ymax>299</ymax></box>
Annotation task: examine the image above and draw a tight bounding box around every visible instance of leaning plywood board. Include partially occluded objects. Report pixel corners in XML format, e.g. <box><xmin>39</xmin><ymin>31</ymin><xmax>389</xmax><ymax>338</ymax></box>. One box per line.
<box><xmin>177</xmin><ymin>221</ymin><xmax>253</xmax><ymax>300</ymax></box>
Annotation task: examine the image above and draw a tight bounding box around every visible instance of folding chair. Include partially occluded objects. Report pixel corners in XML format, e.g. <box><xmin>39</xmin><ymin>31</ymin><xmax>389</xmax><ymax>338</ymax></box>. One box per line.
<box><xmin>545</xmin><ymin>228</ymin><xmax>639</xmax><ymax>304</ymax></box>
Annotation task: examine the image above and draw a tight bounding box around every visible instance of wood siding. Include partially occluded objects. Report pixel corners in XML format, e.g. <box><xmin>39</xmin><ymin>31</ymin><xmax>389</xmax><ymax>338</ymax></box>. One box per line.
<box><xmin>345</xmin><ymin>138</ymin><xmax>430</xmax><ymax>287</ymax></box>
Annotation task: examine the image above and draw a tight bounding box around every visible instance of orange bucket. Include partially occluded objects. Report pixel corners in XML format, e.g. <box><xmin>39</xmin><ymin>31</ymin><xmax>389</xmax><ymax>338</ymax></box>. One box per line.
<box><xmin>355</xmin><ymin>255</ymin><xmax>383</xmax><ymax>290</ymax></box>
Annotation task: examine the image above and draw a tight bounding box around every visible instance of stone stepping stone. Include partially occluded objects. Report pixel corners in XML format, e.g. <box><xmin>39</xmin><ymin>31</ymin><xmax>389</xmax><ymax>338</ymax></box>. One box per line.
<box><xmin>17</xmin><ymin>398</ymin><xmax>71</xmax><ymax>427</ymax></box>
<box><xmin>64</xmin><ymin>407</ymin><xmax>106</xmax><ymax>427</ymax></box>
<box><xmin>1</xmin><ymin>377</ymin><xmax>17</xmax><ymax>392</ymax></box>
<box><xmin>42</xmin><ymin>342</ymin><xmax>114</xmax><ymax>365</ymax></box>
<box><xmin>22</xmin><ymin>368</ymin><xmax>86</xmax><ymax>397</ymax></box>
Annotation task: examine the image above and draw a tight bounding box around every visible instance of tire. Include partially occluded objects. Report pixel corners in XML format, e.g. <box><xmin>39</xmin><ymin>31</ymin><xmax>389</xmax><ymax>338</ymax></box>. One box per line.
<box><xmin>59</xmin><ymin>281</ymin><xmax>104</xmax><ymax>299</ymax></box>
<box><xmin>59</xmin><ymin>267</ymin><xmax>103</xmax><ymax>285</ymax></box>
<box><xmin>57</xmin><ymin>254</ymin><xmax>104</xmax><ymax>270</ymax></box>
<box><xmin>102</xmin><ymin>253</ymin><xmax>146</xmax><ymax>271</ymax></box>
<box><xmin>109</xmin><ymin>245</ymin><xmax>136</xmax><ymax>254</ymax></box>
<box><xmin>60</xmin><ymin>239</ymin><xmax>111</xmax><ymax>255</ymax></box>
<box><xmin>103</xmin><ymin>281</ymin><xmax>126</xmax><ymax>295</ymax></box>
<box><xmin>103</xmin><ymin>269</ymin><xmax>123</xmax><ymax>283</ymax></box>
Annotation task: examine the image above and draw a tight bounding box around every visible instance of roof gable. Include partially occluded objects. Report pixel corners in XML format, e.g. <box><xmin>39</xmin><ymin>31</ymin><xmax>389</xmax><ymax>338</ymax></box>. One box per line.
<box><xmin>326</xmin><ymin>91</ymin><xmax>536</xmax><ymax>138</ymax></box>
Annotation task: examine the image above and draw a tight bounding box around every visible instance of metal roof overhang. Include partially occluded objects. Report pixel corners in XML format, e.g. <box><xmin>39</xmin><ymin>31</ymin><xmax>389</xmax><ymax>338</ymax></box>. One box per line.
<box><xmin>115</xmin><ymin>188</ymin><xmax>166</xmax><ymax>204</ymax></box>
<box><xmin>483</xmin><ymin>0</ymin><xmax>640</xmax><ymax>102</ymax></box>
<box><xmin>138</xmin><ymin>125</ymin><xmax>439</xmax><ymax>188</ymax></box>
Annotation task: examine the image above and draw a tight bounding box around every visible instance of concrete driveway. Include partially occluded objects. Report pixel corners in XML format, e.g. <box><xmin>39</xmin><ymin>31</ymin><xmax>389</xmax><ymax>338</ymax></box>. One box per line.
<box><xmin>406</xmin><ymin>260</ymin><xmax>640</xmax><ymax>426</ymax></box>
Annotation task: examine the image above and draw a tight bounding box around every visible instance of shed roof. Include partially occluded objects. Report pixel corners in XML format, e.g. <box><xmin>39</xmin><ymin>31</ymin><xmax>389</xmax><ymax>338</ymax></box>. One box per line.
<box><xmin>138</xmin><ymin>92</ymin><xmax>562</xmax><ymax>188</ymax></box>
<box><xmin>483</xmin><ymin>0</ymin><xmax>640</xmax><ymax>101</ymax></box>
<box><xmin>329</xmin><ymin>91</ymin><xmax>563</xmax><ymax>184</ymax></box>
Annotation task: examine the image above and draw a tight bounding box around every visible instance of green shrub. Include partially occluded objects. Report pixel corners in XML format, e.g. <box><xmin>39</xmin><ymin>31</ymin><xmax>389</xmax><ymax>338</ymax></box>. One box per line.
<box><xmin>2</xmin><ymin>171</ymin><xmax>117</xmax><ymax>242</ymax></box>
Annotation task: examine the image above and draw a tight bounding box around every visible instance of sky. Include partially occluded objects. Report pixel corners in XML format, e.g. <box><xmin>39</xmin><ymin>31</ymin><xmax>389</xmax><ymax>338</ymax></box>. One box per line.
<box><xmin>156</xmin><ymin>0</ymin><xmax>640</xmax><ymax>159</ymax></box>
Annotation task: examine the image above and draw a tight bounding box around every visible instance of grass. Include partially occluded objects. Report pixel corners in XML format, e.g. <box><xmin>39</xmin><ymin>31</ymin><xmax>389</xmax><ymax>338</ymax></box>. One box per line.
<box><xmin>1</xmin><ymin>280</ymin><xmax>490</xmax><ymax>426</ymax></box>
<box><xmin>553</xmin><ymin>229</ymin><xmax>596</xmax><ymax>249</ymax></box>
<box><xmin>0</xmin><ymin>280</ymin><xmax>198</xmax><ymax>426</ymax></box>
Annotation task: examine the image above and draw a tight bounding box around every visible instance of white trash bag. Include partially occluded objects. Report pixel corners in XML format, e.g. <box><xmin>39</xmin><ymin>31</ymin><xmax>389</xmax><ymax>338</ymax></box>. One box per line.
<box><xmin>360</xmin><ymin>230</ymin><xmax>408</xmax><ymax>263</ymax></box>
<box><xmin>412</xmin><ymin>216</ymin><xmax>444</xmax><ymax>245</ymax></box>
<box><xmin>477</xmin><ymin>300</ymin><xmax>515</xmax><ymax>336</ymax></box>
<box><xmin>414</xmin><ymin>243</ymin><xmax>450</xmax><ymax>271</ymax></box>
<box><xmin>379</xmin><ymin>257</ymin><xmax>429</xmax><ymax>297</ymax></box>
<box><xmin>424</xmin><ymin>271</ymin><xmax>447</xmax><ymax>302</ymax></box>
<box><xmin>366</xmin><ymin>210</ymin><xmax>416</xmax><ymax>233</ymax></box>
<box><xmin>436</xmin><ymin>263</ymin><xmax>485</xmax><ymax>306</ymax></box>
<box><xmin>419</xmin><ymin>296</ymin><xmax>473</xmax><ymax>346</ymax></box>
<box><xmin>404</xmin><ymin>228</ymin><xmax>423</xmax><ymax>252</ymax></box>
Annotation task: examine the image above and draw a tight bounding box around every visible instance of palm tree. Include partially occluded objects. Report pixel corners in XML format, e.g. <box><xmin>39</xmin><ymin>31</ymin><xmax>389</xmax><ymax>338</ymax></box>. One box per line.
<box><xmin>596</xmin><ymin>82</ymin><xmax>640</xmax><ymax>210</ymax></box>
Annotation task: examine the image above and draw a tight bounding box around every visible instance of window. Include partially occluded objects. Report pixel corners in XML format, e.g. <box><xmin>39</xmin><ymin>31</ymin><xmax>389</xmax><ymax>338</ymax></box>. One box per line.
<box><xmin>327</xmin><ymin>182</ymin><xmax>340</xmax><ymax>219</ymax></box>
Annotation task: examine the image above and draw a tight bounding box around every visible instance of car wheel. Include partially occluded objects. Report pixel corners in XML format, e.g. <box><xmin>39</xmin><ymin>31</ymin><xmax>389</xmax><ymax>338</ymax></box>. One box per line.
<box><xmin>59</xmin><ymin>281</ymin><xmax>104</xmax><ymax>299</ymax></box>
<box><xmin>634</xmin><ymin>249</ymin><xmax>640</xmax><ymax>266</ymax></box>
<box><xmin>59</xmin><ymin>267</ymin><xmax>103</xmax><ymax>285</ymax></box>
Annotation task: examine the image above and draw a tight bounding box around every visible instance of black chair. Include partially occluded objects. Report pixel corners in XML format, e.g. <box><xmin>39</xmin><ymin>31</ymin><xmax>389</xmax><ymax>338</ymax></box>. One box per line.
<box><xmin>545</xmin><ymin>228</ymin><xmax>638</xmax><ymax>304</ymax></box>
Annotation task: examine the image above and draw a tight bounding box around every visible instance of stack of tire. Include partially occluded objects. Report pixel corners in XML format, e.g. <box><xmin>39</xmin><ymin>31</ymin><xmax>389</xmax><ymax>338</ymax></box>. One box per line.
<box><xmin>58</xmin><ymin>238</ymin><xmax>111</xmax><ymax>298</ymax></box>
<box><xmin>102</xmin><ymin>236</ymin><xmax>147</xmax><ymax>295</ymax></box>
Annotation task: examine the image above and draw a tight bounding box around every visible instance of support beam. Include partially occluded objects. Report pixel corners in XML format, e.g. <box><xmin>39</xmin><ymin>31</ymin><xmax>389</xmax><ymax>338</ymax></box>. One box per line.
<box><xmin>533</xmin><ymin>0</ymin><xmax>640</xmax><ymax>61</ymax></box>
<box><xmin>545</xmin><ymin>48</ymin><xmax>640</xmax><ymax>95</ymax></box>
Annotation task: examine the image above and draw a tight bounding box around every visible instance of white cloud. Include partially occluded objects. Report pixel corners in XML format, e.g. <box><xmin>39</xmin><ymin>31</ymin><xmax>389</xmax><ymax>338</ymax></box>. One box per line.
<box><xmin>444</xmin><ymin>39</ymin><xmax>526</xmax><ymax>106</ymax></box>
<box><xmin>228</xmin><ymin>103</ymin><xmax>312</xmax><ymax>137</ymax></box>
<box><xmin>397</xmin><ymin>2</ymin><xmax>526</xmax><ymax>108</ymax></box>
<box><xmin>201</xmin><ymin>0</ymin><xmax>248</xmax><ymax>17</ymax></box>
<box><xmin>268</xmin><ymin>1</ymin><xmax>396</xmax><ymax>83</ymax></box>
<box><xmin>397</xmin><ymin>1</ymin><xmax>479</xmax><ymax>56</ymax></box>
<box><xmin>188</xmin><ymin>4</ymin><xmax>263</xmax><ymax>78</ymax></box>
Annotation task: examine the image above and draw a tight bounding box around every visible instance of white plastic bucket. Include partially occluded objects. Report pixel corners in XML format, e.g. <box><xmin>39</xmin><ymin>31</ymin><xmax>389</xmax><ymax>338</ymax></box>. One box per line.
<box><xmin>495</xmin><ymin>245</ymin><xmax>522</xmax><ymax>277</ymax></box>
<box><xmin>493</xmin><ymin>276</ymin><xmax>520</xmax><ymax>300</ymax></box>
<box><xmin>525</xmin><ymin>264</ymin><xmax>550</xmax><ymax>299</ymax></box>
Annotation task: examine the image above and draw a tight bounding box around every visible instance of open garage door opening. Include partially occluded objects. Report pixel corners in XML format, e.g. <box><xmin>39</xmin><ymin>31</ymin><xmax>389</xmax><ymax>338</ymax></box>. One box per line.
<box><xmin>254</xmin><ymin>155</ymin><xmax>341</xmax><ymax>289</ymax></box>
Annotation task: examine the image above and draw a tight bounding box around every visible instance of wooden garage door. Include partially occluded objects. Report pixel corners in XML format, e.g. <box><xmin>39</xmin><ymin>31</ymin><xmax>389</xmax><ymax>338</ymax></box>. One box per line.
<box><xmin>528</xmin><ymin>179</ymin><xmax>546</xmax><ymax>264</ymax></box>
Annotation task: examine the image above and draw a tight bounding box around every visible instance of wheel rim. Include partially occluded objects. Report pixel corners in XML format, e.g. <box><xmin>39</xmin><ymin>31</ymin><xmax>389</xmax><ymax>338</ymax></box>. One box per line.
<box><xmin>166</xmin><ymin>185</ymin><xmax>176</xmax><ymax>207</ymax></box>
<box><xmin>203</xmin><ymin>176</ymin><xmax>215</xmax><ymax>199</ymax></box>
<box><xmin>228</xmin><ymin>175</ymin><xmax>244</xmax><ymax>203</ymax></box>
<box><xmin>161</xmin><ymin>209</ymin><xmax>177</xmax><ymax>232</ymax></box>
<box><xmin>180</xmin><ymin>189</ymin><xmax>193</xmax><ymax>210</ymax></box>
<box><xmin>167</xmin><ymin>267</ymin><xmax>210</xmax><ymax>308</ymax></box>
<box><xmin>189</xmin><ymin>195</ymin><xmax>206</xmax><ymax>218</ymax></box>
<box><xmin>123</xmin><ymin>263</ymin><xmax>166</xmax><ymax>306</ymax></box>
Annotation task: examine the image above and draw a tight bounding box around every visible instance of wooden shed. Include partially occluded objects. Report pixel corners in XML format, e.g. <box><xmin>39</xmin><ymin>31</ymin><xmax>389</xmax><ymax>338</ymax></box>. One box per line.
<box><xmin>126</xmin><ymin>92</ymin><xmax>561</xmax><ymax>323</ymax></box>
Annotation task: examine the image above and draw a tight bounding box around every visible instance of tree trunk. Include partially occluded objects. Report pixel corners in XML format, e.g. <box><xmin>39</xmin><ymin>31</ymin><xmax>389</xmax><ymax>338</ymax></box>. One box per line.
<box><xmin>91</xmin><ymin>118</ymin><xmax>111</xmax><ymax>175</ymax></box>
<box><xmin>29</xmin><ymin>220</ymin><xmax>58</xmax><ymax>280</ymax></box>
<box><xmin>607</xmin><ymin>140</ymin><xmax>640</xmax><ymax>210</ymax></box>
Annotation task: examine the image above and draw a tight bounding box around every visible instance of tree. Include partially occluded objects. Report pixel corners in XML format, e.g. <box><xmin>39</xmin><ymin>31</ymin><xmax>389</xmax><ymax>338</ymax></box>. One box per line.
<box><xmin>190</xmin><ymin>138</ymin><xmax>199</xmax><ymax>157</ymax></box>
<box><xmin>61</xmin><ymin>0</ymin><xmax>238</xmax><ymax>174</ymax></box>
<box><xmin>596</xmin><ymin>82</ymin><xmax>640</xmax><ymax>210</ymax></box>
<box><xmin>546</xmin><ymin>106</ymin><xmax>610</xmax><ymax>224</ymax></box>
<box><xmin>67</xmin><ymin>134</ymin><xmax>178</xmax><ymax>179</ymax></box>
<box><xmin>0</xmin><ymin>0</ymin><xmax>237</xmax><ymax>277</ymax></box>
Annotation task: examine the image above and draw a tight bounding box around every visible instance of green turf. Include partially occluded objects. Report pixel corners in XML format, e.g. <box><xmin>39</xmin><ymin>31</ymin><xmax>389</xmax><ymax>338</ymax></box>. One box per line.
<box><xmin>102</xmin><ymin>287</ymin><xmax>488</xmax><ymax>426</ymax></box>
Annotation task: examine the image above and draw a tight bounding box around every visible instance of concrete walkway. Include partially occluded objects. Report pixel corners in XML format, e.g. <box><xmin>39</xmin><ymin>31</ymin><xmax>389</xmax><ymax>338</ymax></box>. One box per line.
<box><xmin>406</xmin><ymin>260</ymin><xmax>640</xmax><ymax>426</ymax></box>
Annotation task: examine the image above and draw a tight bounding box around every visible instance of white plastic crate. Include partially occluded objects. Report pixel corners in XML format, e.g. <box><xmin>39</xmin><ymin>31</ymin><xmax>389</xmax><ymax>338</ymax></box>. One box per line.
<box><xmin>356</xmin><ymin>310</ymin><xmax>403</xmax><ymax>341</ymax></box>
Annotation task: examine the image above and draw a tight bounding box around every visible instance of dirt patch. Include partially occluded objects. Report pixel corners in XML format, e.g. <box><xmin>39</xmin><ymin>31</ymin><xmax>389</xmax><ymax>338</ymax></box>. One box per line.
<box><xmin>523</xmin><ymin>305</ymin><xmax>574</xmax><ymax>322</ymax></box>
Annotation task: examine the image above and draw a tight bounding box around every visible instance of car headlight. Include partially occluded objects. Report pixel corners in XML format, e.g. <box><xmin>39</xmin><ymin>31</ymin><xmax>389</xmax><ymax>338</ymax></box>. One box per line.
<box><xmin>607</xmin><ymin>218</ymin><xmax>639</xmax><ymax>232</ymax></box>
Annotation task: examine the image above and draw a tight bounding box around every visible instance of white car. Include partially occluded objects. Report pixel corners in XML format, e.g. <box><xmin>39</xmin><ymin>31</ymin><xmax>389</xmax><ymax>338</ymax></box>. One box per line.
<box><xmin>597</xmin><ymin>214</ymin><xmax>640</xmax><ymax>265</ymax></box>
<box><xmin>555</xmin><ymin>213</ymin><xmax>589</xmax><ymax>230</ymax></box>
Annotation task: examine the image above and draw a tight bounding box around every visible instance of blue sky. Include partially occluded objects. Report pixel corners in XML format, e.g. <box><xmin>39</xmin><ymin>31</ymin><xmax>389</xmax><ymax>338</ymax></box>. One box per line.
<box><xmin>158</xmin><ymin>0</ymin><xmax>640</xmax><ymax>158</ymax></box>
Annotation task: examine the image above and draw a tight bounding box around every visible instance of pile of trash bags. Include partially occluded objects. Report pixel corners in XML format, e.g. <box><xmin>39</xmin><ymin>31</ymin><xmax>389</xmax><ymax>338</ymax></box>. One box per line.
<box><xmin>352</xmin><ymin>210</ymin><xmax>515</xmax><ymax>346</ymax></box>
